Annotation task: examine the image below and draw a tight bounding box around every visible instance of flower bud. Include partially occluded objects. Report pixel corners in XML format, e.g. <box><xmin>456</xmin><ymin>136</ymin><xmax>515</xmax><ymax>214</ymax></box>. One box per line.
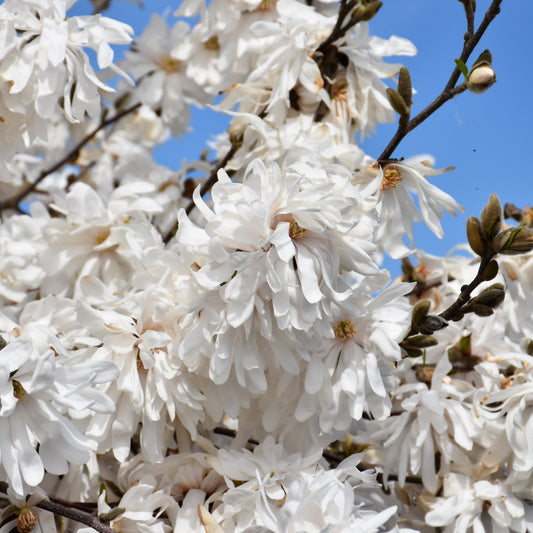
<box><xmin>397</xmin><ymin>67</ymin><xmax>413</xmax><ymax>110</ymax></box>
<box><xmin>480</xmin><ymin>193</ymin><xmax>502</xmax><ymax>238</ymax></box>
<box><xmin>418</xmin><ymin>315</ymin><xmax>448</xmax><ymax>335</ymax></box>
<box><xmin>352</xmin><ymin>1</ymin><xmax>383</xmax><ymax>22</ymax></box>
<box><xmin>401</xmin><ymin>335</ymin><xmax>438</xmax><ymax>350</ymax></box>
<box><xmin>466</xmin><ymin>49</ymin><xmax>496</xmax><ymax>94</ymax></box>
<box><xmin>464</xmin><ymin>283</ymin><xmax>505</xmax><ymax>314</ymax></box>
<box><xmin>386</xmin><ymin>88</ymin><xmax>410</xmax><ymax>117</ymax></box>
<box><xmin>481</xmin><ymin>259</ymin><xmax>499</xmax><ymax>281</ymax></box>
<box><xmin>466</xmin><ymin>216</ymin><xmax>489</xmax><ymax>256</ymax></box>
<box><xmin>99</xmin><ymin>507</ymin><xmax>125</xmax><ymax>524</ymax></box>
<box><xmin>411</xmin><ymin>299</ymin><xmax>431</xmax><ymax>326</ymax></box>
<box><xmin>493</xmin><ymin>226</ymin><xmax>533</xmax><ymax>255</ymax></box>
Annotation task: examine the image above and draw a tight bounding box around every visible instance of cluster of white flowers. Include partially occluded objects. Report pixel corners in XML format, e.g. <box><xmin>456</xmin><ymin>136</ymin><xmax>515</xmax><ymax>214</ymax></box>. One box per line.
<box><xmin>0</xmin><ymin>1</ymin><xmax>531</xmax><ymax>532</ymax></box>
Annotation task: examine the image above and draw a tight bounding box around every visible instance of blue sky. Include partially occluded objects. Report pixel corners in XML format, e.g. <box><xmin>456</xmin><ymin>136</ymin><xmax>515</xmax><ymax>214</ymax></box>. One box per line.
<box><xmin>70</xmin><ymin>0</ymin><xmax>530</xmax><ymax>272</ymax></box>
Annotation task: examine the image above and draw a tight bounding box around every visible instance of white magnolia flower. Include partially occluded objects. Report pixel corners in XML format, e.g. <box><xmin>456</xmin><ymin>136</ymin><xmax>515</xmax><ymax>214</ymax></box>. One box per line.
<box><xmin>209</xmin><ymin>441</ymin><xmax>397</xmax><ymax>532</ymax></box>
<box><xmin>76</xmin><ymin>483</ymin><xmax>174</xmax><ymax>533</ymax></box>
<box><xmin>0</xmin><ymin>312</ymin><xmax>117</xmax><ymax>496</ymax></box>
<box><xmin>424</xmin><ymin>474</ymin><xmax>527</xmax><ymax>533</ymax></box>
<box><xmin>0</xmin><ymin>0</ymin><xmax>132</xmax><ymax>124</ymax></box>
<box><xmin>119</xmin><ymin>14</ymin><xmax>209</xmax><ymax>136</ymax></box>
<box><xmin>357</xmin><ymin>157</ymin><xmax>463</xmax><ymax>258</ymax></box>
<box><xmin>338</xmin><ymin>22</ymin><xmax>417</xmax><ymax>139</ymax></box>
<box><xmin>297</xmin><ymin>282</ymin><xmax>412</xmax><ymax>433</ymax></box>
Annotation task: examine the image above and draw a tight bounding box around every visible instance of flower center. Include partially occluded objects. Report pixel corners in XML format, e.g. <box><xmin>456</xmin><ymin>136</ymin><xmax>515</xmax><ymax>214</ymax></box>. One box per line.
<box><xmin>95</xmin><ymin>227</ymin><xmax>111</xmax><ymax>246</ymax></box>
<box><xmin>380</xmin><ymin>165</ymin><xmax>402</xmax><ymax>190</ymax></box>
<box><xmin>256</xmin><ymin>0</ymin><xmax>277</xmax><ymax>10</ymax></box>
<box><xmin>289</xmin><ymin>217</ymin><xmax>309</xmax><ymax>239</ymax></box>
<box><xmin>334</xmin><ymin>319</ymin><xmax>356</xmax><ymax>340</ymax></box>
<box><xmin>158</xmin><ymin>56</ymin><xmax>182</xmax><ymax>73</ymax></box>
<box><xmin>204</xmin><ymin>35</ymin><xmax>220</xmax><ymax>51</ymax></box>
<box><xmin>17</xmin><ymin>508</ymin><xmax>37</xmax><ymax>533</ymax></box>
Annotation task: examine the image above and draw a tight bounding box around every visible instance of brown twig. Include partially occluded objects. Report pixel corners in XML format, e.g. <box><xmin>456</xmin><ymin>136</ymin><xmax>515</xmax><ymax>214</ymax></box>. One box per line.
<box><xmin>0</xmin><ymin>481</ymin><xmax>115</xmax><ymax>533</ymax></box>
<box><xmin>378</xmin><ymin>0</ymin><xmax>503</xmax><ymax>161</ymax></box>
<box><xmin>438</xmin><ymin>256</ymin><xmax>490</xmax><ymax>321</ymax></box>
<box><xmin>0</xmin><ymin>102</ymin><xmax>141</xmax><ymax>212</ymax></box>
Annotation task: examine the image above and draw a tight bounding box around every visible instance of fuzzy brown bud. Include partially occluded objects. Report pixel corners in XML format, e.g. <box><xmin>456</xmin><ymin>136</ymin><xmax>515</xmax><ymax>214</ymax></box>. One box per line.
<box><xmin>397</xmin><ymin>67</ymin><xmax>412</xmax><ymax>110</ymax></box>
<box><xmin>352</xmin><ymin>1</ymin><xmax>383</xmax><ymax>22</ymax></box>
<box><xmin>466</xmin><ymin>216</ymin><xmax>489</xmax><ymax>256</ymax></box>
<box><xmin>480</xmin><ymin>193</ymin><xmax>502</xmax><ymax>238</ymax></box>
<box><xmin>493</xmin><ymin>226</ymin><xmax>533</xmax><ymax>255</ymax></box>
<box><xmin>386</xmin><ymin>88</ymin><xmax>410</xmax><ymax>117</ymax></box>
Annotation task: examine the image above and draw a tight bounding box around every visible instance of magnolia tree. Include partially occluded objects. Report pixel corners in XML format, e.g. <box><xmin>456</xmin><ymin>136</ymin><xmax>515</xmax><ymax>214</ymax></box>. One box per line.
<box><xmin>0</xmin><ymin>0</ymin><xmax>532</xmax><ymax>532</ymax></box>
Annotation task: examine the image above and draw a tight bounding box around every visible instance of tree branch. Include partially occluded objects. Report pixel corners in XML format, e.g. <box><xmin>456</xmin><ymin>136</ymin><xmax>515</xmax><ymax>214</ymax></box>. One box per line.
<box><xmin>438</xmin><ymin>256</ymin><xmax>490</xmax><ymax>321</ymax></box>
<box><xmin>0</xmin><ymin>481</ymin><xmax>116</xmax><ymax>533</ymax></box>
<box><xmin>0</xmin><ymin>102</ymin><xmax>141</xmax><ymax>212</ymax></box>
<box><xmin>378</xmin><ymin>0</ymin><xmax>503</xmax><ymax>161</ymax></box>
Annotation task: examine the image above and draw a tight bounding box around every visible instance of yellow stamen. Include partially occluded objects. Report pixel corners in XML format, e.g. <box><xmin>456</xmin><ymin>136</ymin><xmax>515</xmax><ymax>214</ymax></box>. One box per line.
<box><xmin>334</xmin><ymin>319</ymin><xmax>356</xmax><ymax>340</ymax></box>
<box><xmin>380</xmin><ymin>165</ymin><xmax>402</xmax><ymax>190</ymax></box>
<box><xmin>158</xmin><ymin>56</ymin><xmax>181</xmax><ymax>73</ymax></box>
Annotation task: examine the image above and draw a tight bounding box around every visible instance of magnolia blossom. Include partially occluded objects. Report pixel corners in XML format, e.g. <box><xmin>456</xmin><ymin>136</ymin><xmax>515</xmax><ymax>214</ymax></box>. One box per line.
<box><xmin>357</xmin><ymin>157</ymin><xmax>464</xmax><ymax>258</ymax></box>
<box><xmin>0</xmin><ymin>311</ymin><xmax>117</xmax><ymax>496</ymax></box>
<box><xmin>0</xmin><ymin>1</ymin><xmax>530</xmax><ymax>532</ymax></box>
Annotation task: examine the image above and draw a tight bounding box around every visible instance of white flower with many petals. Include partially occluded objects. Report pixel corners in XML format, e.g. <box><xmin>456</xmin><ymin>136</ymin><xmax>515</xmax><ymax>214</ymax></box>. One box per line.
<box><xmin>357</xmin><ymin>157</ymin><xmax>463</xmax><ymax>258</ymax></box>
<box><xmin>0</xmin><ymin>312</ymin><xmax>117</xmax><ymax>496</ymax></box>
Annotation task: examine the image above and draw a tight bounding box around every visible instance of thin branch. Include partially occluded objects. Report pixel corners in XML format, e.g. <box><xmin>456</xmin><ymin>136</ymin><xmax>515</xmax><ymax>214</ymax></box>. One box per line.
<box><xmin>37</xmin><ymin>499</ymin><xmax>117</xmax><ymax>533</ymax></box>
<box><xmin>460</xmin><ymin>0</ymin><xmax>476</xmax><ymax>41</ymax></box>
<box><xmin>316</xmin><ymin>0</ymin><xmax>357</xmax><ymax>55</ymax></box>
<box><xmin>0</xmin><ymin>481</ymin><xmax>115</xmax><ymax>533</ymax></box>
<box><xmin>378</xmin><ymin>84</ymin><xmax>467</xmax><ymax>161</ymax></box>
<box><xmin>0</xmin><ymin>102</ymin><xmax>141</xmax><ymax>212</ymax></box>
<box><xmin>438</xmin><ymin>256</ymin><xmax>490</xmax><ymax>321</ymax></box>
<box><xmin>378</xmin><ymin>0</ymin><xmax>503</xmax><ymax>161</ymax></box>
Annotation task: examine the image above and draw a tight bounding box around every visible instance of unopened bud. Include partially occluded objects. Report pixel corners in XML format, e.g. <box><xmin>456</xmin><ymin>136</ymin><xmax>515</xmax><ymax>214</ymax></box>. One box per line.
<box><xmin>418</xmin><ymin>314</ymin><xmax>448</xmax><ymax>334</ymax></box>
<box><xmin>480</xmin><ymin>193</ymin><xmax>502</xmax><ymax>238</ymax></box>
<box><xmin>411</xmin><ymin>299</ymin><xmax>431</xmax><ymax>327</ymax></box>
<box><xmin>99</xmin><ymin>507</ymin><xmax>125</xmax><ymax>524</ymax></box>
<box><xmin>397</xmin><ymin>67</ymin><xmax>413</xmax><ymax>110</ymax></box>
<box><xmin>402</xmin><ymin>345</ymin><xmax>423</xmax><ymax>358</ymax></box>
<box><xmin>493</xmin><ymin>226</ymin><xmax>533</xmax><ymax>255</ymax></box>
<box><xmin>352</xmin><ymin>1</ymin><xmax>383</xmax><ymax>22</ymax></box>
<box><xmin>466</xmin><ymin>283</ymin><xmax>505</xmax><ymax>313</ymax></box>
<box><xmin>481</xmin><ymin>259</ymin><xmax>499</xmax><ymax>281</ymax></box>
<box><xmin>471</xmin><ymin>304</ymin><xmax>495</xmax><ymax>317</ymax></box>
<box><xmin>386</xmin><ymin>88</ymin><xmax>410</xmax><ymax>117</ymax></box>
<box><xmin>466</xmin><ymin>216</ymin><xmax>489</xmax><ymax>256</ymax></box>
<box><xmin>466</xmin><ymin>50</ymin><xmax>495</xmax><ymax>94</ymax></box>
<box><xmin>402</xmin><ymin>335</ymin><xmax>439</xmax><ymax>349</ymax></box>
